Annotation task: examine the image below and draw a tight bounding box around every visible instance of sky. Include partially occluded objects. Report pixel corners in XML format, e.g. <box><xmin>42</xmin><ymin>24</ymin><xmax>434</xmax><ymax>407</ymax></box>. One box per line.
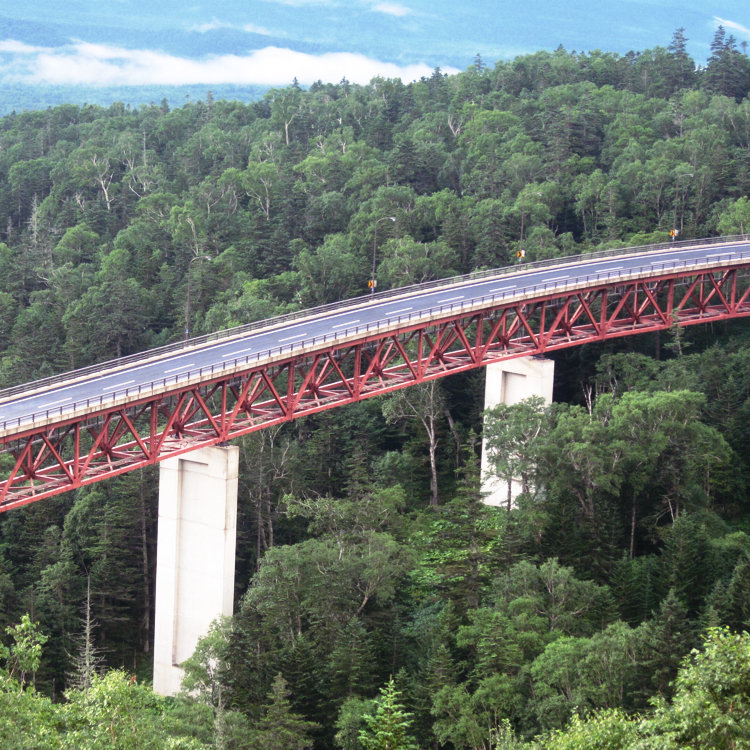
<box><xmin>0</xmin><ymin>1</ymin><xmax>748</xmax><ymax>94</ymax></box>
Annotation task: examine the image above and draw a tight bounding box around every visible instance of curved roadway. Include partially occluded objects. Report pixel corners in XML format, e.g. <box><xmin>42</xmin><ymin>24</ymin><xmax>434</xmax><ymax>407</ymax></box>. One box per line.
<box><xmin>2</xmin><ymin>237</ymin><xmax>750</xmax><ymax>433</ymax></box>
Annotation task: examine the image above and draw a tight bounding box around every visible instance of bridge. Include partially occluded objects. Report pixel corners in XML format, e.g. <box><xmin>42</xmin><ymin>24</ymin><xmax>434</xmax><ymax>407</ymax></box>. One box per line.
<box><xmin>3</xmin><ymin>235</ymin><xmax>750</xmax><ymax>510</ymax></box>
<box><xmin>2</xmin><ymin>234</ymin><xmax>750</xmax><ymax>692</ymax></box>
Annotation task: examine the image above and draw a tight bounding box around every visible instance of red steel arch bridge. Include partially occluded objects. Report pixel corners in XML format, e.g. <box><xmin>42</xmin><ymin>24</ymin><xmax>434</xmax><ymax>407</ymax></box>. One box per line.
<box><xmin>2</xmin><ymin>235</ymin><xmax>750</xmax><ymax>512</ymax></box>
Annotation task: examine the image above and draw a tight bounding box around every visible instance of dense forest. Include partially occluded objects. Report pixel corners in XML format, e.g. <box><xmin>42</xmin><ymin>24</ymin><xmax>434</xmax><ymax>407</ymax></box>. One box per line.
<box><xmin>4</xmin><ymin>25</ymin><xmax>750</xmax><ymax>748</ymax></box>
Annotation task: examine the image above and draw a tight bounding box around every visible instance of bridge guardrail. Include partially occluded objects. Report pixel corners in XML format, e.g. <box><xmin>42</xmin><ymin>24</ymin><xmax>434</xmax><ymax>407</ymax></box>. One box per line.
<box><xmin>1</xmin><ymin>234</ymin><xmax>746</xmax><ymax>404</ymax></box>
<box><xmin>3</xmin><ymin>242</ymin><xmax>750</xmax><ymax>433</ymax></box>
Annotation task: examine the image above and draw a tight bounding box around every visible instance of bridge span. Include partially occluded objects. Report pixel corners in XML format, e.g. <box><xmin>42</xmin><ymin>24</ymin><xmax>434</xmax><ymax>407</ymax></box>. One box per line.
<box><xmin>2</xmin><ymin>235</ymin><xmax>750</xmax><ymax>513</ymax></box>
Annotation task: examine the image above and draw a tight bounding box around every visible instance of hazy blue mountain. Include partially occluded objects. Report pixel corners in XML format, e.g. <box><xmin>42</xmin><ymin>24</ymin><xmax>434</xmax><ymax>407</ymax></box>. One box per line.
<box><xmin>0</xmin><ymin>1</ymin><xmax>747</xmax><ymax>113</ymax></box>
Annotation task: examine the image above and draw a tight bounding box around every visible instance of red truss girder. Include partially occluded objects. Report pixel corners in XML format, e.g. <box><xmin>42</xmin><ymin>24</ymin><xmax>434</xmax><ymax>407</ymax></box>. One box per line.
<box><xmin>3</xmin><ymin>266</ymin><xmax>750</xmax><ymax>511</ymax></box>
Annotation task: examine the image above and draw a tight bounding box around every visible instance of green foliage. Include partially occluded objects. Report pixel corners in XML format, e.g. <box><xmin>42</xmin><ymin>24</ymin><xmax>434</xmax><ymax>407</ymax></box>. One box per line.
<box><xmin>432</xmin><ymin>676</ymin><xmax>523</xmax><ymax>749</ymax></box>
<box><xmin>242</xmin><ymin>530</ymin><xmax>411</xmax><ymax>647</ymax></box>
<box><xmin>484</xmin><ymin>396</ymin><xmax>550</xmax><ymax>510</ymax></box>
<box><xmin>718</xmin><ymin>195</ymin><xmax>750</xmax><ymax>235</ymax></box>
<box><xmin>180</xmin><ymin>616</ymin><xmax>233</xmax><ymax>708</ymax></box>
<box><xmin>642</xmin><ymin>627</ymin><xmax>750</xmax><ymax>748</ymax></box>
<box><xmin>0</xmin><ymin>29</ymin><xmax>747</xmax><ymax>377</ymax></box>
<box><xmin>528</xmin><ymin>621</ymin><xmax>642</xmax><ymax>729</ymax></box>
<box><xmin>335</xmin><ymin>696</ymin><xmax>376</xmax><ymax>750</ymax></box>
<box><xmin>60</xmin><ymin>670</ymin><xmax>186</xmax><ymax>749</ymax></box>
<box><xmin>2</xmin><ymin>613</ymin><xmax>48</xmax><ymax>688</ymax></box>
<box><xmin>539</xmin><ymin>390</ymin><xmax>733</xmax><ymax>574</ymax></box>
<box><xmin>61</xmin><ymin>484</ymin><xmax>148</xmax><ymax>666</ymax></box>
<box><xmin>5</xmin><ymin>29</ymin><xmax>750</xmax><ymax>748</ymax></box>
<box><xmin>407</xmin><ymin>445</ymin><xmax>506</xmax><ymax>612</ymax></box>
<box><xmin>535</xmin><ymin>627</ymin><xmax>750</xmax><ymax>748</ymax></box>
<box><xmin>535</xmin><ymin>709</ymin><xmax>642</xmax><ymax>749</ymax></box>
<box><xmin>0</xmin><ymin>672</ymin><xmax>62</xmax><ymax>750</ymax></box>
<box><xmin>358</xmin><ymin>677</ymin><xmax>418</xmax><ymax>750</ymax></box>
<box><xmin>247</xmin><ymin>673</ymin><xmax>319</xmax><ymax>750</ymax></box>
<box><xmin>640</xmin><ymin>588</ymin><xmax>696</xmax><ymax>698</ymax></box>
<box><xmin>0</xmin><ymin>631</ymin><xmax>213</xmax><ymax>750</ymax></box>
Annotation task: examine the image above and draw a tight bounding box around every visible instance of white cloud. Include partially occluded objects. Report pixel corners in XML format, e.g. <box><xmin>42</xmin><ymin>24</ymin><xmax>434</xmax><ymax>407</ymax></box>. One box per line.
<box><xmin>713</xmin><ymin>17</ymin><xmax>750</xmax><ymax>40</ymax></box>
<box><xmin>372</xmin><ymin>3</ymin><xmax>411</xmax><ymax>17</ymax></box>
<box><xmin>0</xmin><ymin>40</ymin><xmax>50</xmax><ymax>54</ymax></box>
<box><xmin>260</xmin><ymin>0</ymin><xmax>334</xmax><ymax>6</ymax></box>
<box><xmin>191</xmin><ymin>20</ymin><xmax>227</xmax><ymax>33</ymax></box>
<box><xmin>243</xmin><ymin>24</ymin><xmax>276</xmax><ymax>36</ymax></box>
<box><xmin>0</xmin><ymin>40</ymin><xmax>456</xmax><ymax>87</ymax></box>
<box><xmin>190</xmin><ymin>20</ymin><xmax>275</xmax><ymax>36</ymax></box>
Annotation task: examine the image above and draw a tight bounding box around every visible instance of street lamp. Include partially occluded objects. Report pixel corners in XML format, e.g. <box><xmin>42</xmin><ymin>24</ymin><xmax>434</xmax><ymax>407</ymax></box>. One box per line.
<box><xmin>370</xmin><ymin>216</ymin><xmax>395</xmax><ymax>294</ymax></box>
<box><xmin>185</xmin><ymin>254</ymin><xmax>211</xmax><ymax>340</ymax></box>
<box><xmin>672</xmin><ymin>171</ymin><xmax>694</xmax><ymax>238</ymax></box>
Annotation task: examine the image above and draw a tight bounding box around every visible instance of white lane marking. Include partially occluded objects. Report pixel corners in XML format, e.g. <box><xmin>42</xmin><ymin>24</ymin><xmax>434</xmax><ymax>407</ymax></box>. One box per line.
<box><xmin>543</xmin><ymin>276</ymin><xmax>569</xmax><ymax>282</ymax></box>
<box><xmin>392</xmin><ymin>307</ymin><xmax>412</xmax><ymax>313</ymax></box>
<box><xmin>279</xmin><ymin>333</ymin><xmax>307</xmax><ymax>342</ymax></box>
<box><xmin>489</xmin><ymin>287</ymin><xmax>510</xmax><ymax>292</ymax></box>
<box><xmin>41</xmin><ymin>397</ymin><xmax>72</xmax><ymax>408</ymax></box>
<box><xmin>706</xmin><ymin>253</ymin><xmax>727</xmax><ymax>258</ymax></box>
<box><xmin>437</xmin><ymin>295</ymin><xmax>465</xmax><ymax>302</ymax></box>
<box><xmin>229</xmin><ymin>347</ymin><xmax>253</xmax><ymax>356</ymax></box>
<box><xmin>107</xmin><ymin>380</ymin><xmax>135</xmax><ymax>391</ymax></box>
<box><xmin>332</xmin><ymin>319</ymin><xmax>360</xmax><ymax>328</ymax></box>
<box><xmin>165</xmin><ymin>363</ymin><xmax>194</xmax><ymax>373</ymax></box>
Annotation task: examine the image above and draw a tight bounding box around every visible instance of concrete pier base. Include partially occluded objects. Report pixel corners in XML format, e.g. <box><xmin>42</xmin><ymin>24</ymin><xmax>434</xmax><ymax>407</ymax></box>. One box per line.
<box><xmin>153</xmin><ymin>445</ymin><xmax>239</xmax><ymax>696</ymax></box>
<box><xmin>481</xmin><ymin>357</ymin><xmax>554</xmax><ymax>507</ymax></box>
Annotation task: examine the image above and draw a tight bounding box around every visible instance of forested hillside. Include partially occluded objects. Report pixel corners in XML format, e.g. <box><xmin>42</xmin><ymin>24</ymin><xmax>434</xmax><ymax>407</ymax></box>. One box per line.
<box><xmin>4</xmin><ymin>26</ymin><xmax>750</xmax><ymax>748</ymax></box>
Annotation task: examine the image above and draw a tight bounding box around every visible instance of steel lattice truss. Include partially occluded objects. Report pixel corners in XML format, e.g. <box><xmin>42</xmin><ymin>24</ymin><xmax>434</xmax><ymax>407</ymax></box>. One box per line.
<box><xmin>3</xmin><ymin>265</ymin><xmax>750</xmax><ymax>511</ymax></box>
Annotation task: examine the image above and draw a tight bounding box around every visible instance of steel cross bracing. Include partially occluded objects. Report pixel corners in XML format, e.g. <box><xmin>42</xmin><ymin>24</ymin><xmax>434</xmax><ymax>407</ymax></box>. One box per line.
<box><xmin>2</xmin><ymin>261</ymin><xmax>750</xmax><ymax>511</ymax></box>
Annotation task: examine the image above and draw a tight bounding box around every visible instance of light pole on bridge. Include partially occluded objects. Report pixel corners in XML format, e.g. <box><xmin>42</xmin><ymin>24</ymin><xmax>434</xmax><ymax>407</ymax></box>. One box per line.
<box><xmin>185</xmin><ymin>254</ymin><xmax>212</xmax><ymax>341</ymax></box>
<box><xmin>370</xmin><ymin>216</ymin><xmax>396</xmax><ymax>294</ymax></box>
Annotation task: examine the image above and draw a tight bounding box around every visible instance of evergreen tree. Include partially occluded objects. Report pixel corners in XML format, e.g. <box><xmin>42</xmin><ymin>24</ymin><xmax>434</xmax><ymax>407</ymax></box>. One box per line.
<box><xmin>248</xmin><ymin>673</ymin><xmax>319</xmax><ymax>750</ymax></box>
<box><xmin>666</xmin><ymin>28</ymin><xmax>695</xmax><ymax>92</ymax></box>
<box><xmin>335</xmin><ymin>696</ymin><xmax>375</xmax><ymax>750</ymax></box>
<box><xmin>641</xmin><ymin>588</ymin><xmax>695</xmax><ymax>699</ymax></box>
<box><xmin>358</xmin><ymin>677</ymin><xmax>418</xmax><ymax>750</ymax></box>
<box><xmin>326</xmin><ymin>617</ymin><xmax>377</xmax><ymax>700</ymax></box>
<box><xmin>703</xmin><ymin>25</ymin><xmax>750</xmax><ymax>100</ymax></box>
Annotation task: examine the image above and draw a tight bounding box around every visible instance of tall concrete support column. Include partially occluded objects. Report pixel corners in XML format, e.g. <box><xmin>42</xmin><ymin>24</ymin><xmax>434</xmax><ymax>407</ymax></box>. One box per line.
<box><xmin>481</xmin><ymin>356</ymin><xmax>554</xmax><ymax>507</ymax></box>
<box><xmin>153</xmin><ymin>445</ymin><xmax>239</xmax><ymax>696</ymax></box>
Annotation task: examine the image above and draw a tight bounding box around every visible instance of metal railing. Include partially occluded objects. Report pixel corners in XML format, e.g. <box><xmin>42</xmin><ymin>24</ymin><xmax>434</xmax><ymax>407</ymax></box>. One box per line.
<box><xmin>2</xmin><ymin>235</ymin><xmax>749</xmax><ymax>433</ymax></box>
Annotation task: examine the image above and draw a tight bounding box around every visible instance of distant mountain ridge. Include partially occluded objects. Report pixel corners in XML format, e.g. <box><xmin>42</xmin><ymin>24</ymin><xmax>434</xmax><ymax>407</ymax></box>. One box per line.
<box><xmin>0</xmin><ymin>3</ymin><xmax>732</xmax><ymax>115</ymax></box>
<box><xmin>0</xmin><ymin>8</ymin><xmax>398</xmax><ymax>114</ymax></box>
<box><xmin>0</xmin><ymin>10</ymin><xmax>290</xmax><ymax>115</ymax></box>
<box><xmin>0</xmin><ymin>12</ymin><xmax>326</xmax><ymax>58</ymax></box>
<box><xmin>0</xmin><ymin>82</ymin><xmax>268</xmax><ymax>117</ymax></box>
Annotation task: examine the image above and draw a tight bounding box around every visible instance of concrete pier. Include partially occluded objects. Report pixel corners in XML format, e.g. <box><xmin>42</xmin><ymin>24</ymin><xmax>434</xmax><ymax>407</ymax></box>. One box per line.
<box><xmin>153</xmin><ymin>445</ymin><xmax>239</xmax><ymax>696</ymax></box>
<box><xmin>481</xmin><ymin>357</ymin><xmax>554</xmax><ymax>507</ymax></box>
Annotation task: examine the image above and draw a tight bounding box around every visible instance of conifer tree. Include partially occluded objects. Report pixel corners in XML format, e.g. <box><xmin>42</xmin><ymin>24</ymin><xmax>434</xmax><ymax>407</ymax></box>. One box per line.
<box><xmin>704</xmin><ymin>25</ymin><xmax>750</xmax><ymax>99</ymax></box>
<box><xmin>666</xmin><ymin>28</ymin><xmax>695</xmax><ymax>92</ymax></box>
<box><xmin>65</xmin><ymin>576</ymin><xmax>104</xmax><ymax>692</ymax></box>
<box><xmin>641</xmin><ymin>588</ymin><xmax>695</xmax><ymax>699</ymax></box>
<box><xmin>358</xmin><ymin>677</ymin><xmax>418</xmax><ymax>750</ymax></box>
<box><xmin>248</xmin><ymin>673</ymin><xmax>319</xmax><ymax>750</ymax></box>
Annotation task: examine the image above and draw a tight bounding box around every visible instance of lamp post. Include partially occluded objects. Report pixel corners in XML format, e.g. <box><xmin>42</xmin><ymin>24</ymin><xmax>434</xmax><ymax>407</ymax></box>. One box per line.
<box><xmin>672</xmin><ymin>171</ymin><xmax>694</xmax><ymax>238</ymax></box>
<box><xmin>185</xmin><ymin>254</ymin><xmax>211</xmax><ymax>341</ymax></box>
<box><xmin>370</xmin><ymin>216</ymin><xmax>395</xmax><ymax>294</ymax></box>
